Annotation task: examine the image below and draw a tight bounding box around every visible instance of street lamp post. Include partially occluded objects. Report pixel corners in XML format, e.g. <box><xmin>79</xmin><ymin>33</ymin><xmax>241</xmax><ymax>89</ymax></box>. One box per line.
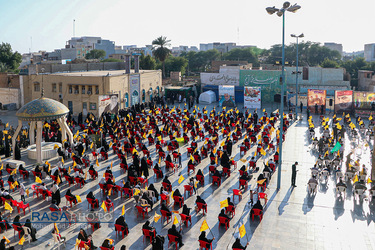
<box><xmin>266</xmin><ymin>2</ymin><xmax>301</xmax><ymax>190</ymax></box>
<box><xmin>291</xmin><ymin>33</ymin><xmax>304</xmax><ymax>119</ymax></box>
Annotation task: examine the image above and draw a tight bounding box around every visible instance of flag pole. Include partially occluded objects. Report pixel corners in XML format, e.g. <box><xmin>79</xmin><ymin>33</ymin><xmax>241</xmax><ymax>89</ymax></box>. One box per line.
<box><xmin>207</xmin><ymin>224</ymin><xmax>215</xmax><ymax>238</ymax></box>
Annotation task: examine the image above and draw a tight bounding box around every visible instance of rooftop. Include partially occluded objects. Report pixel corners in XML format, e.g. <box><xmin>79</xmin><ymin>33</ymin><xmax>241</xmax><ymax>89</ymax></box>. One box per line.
<box><xmin>51</xmin><ymin>69</ymin><xmax>160</xmax><ymax>77</ymax></box>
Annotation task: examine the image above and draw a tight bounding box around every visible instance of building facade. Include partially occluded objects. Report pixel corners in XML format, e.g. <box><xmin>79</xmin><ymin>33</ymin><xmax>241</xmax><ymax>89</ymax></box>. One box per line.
<box><xmin>324</xmin><ymin>42</ymin><xmax>343</xmax><ymax>57</ymax></box>
<box><xmin>365</xmin><ymin>43</ymin><xmax>375</xmax><ymax>62</ymax></box>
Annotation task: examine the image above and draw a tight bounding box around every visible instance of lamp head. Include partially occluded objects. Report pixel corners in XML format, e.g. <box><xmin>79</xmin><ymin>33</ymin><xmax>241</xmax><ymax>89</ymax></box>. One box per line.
<box><xmin>266</xmin><ymin>6</ymin><xmax>278</xmax><ymax>15</ymax></box>
<box><xmin>287</xmin><ymin>3</ymin><xmax>301</xmax><ymax>13</ymax></box>
<box><xmin>277</xmin><ymin>10</ymin><xmax>284</xmax><ymax>17</ymax></box>
<box><xmin>291</xmin><ymin>34</ymin><xmax>296</xmax><ymax>38</ymax></box>
<box><xmin>283</xmin><ymin>2</ymin><xmax>291</xmax><ymax>9</ymax></box>
<box><xmin>298</xmin><ymin>33</ymin><xmax>304</xmax><ymax>38</ymax></box>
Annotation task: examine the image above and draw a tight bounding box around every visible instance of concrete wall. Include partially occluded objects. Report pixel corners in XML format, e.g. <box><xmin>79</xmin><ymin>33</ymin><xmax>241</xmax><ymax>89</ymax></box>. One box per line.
<box><xmin>28</xmin><ymin>62</ymin><xmax>126</xmax><ymax>74</ymax></box>
<box><xmin>365</xmin><ymin>44</ymin><xmax>375</xmax><ymax>62</ymax></box>
<box><xmin>0</xmin><ymin>88</ymin><xmax>20</xmax><ymax>108</ymax></box>
<box><xmin>0</xmin><ymin>73</ymin><xmax>20</xmax><ymax>88</ymax></box>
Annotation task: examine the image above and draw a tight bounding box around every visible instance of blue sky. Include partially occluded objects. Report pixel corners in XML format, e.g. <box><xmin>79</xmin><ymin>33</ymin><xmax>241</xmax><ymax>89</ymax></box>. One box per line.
<box><xmin>1</xmin><ymin>0</ymin><xmax>374</xmax><ymax>54</ymax></box>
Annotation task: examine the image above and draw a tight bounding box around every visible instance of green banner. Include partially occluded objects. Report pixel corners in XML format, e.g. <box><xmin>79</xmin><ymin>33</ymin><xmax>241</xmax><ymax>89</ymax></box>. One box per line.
<box><xmin>240</xmin><ymin>70</ymin><xmax>281</xmax><ymax>103</ymax></box>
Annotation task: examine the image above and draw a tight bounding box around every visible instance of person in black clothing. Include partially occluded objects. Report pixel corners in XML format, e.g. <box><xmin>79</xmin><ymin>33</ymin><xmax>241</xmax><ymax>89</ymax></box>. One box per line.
<box><xmin>227</xmin><ymin>197</ymin><xmax>234</xmax><ymax>207</ymax></box>
<box><xmin>24</xmin><ymin>219</ymin><xmax>37</xmax><ymax>242</ymax></box>
<box><xmin>250</xmin><ymin>200</ymin><xmax>263</xmax><ymax>217</ymax></box>
<box><xmin>213</xmin><ymin>170</ymin><xmax>222</xmax><ymax>178</ymax></box>
<box><xmin>77</xmin><ymin>228</ymin><xmax>97</xmax><ymax>249</ymax></box>
<box><xmin>142</xmin><ymin>221</ymin><xmax>156</xmax><ymax>241</ymax></box>
<box><xmin>101</xmin><ymin>239</ymin><xmax>114</xmax><ymax>249</ymax></box>
<box><xmin>140</xmin><ymin>157</ymin><xmax>149</xmax><ymax>178</ymax></box>
<box><xmin>226</xmin><ymin>139</ymin><xmax>233</xmax><ymax>156</ymax></box>
<box><xmin>196</xmin><ymin>196</ymin><xmax>206</xmax><ymax>205</ymax></box>
<box><xmin>198</xmin><ymin>231</ymin><xmax>214</xmax><ymax>249</ymax></box>
<box><xmin>105</xmin><ymin>167</ymin><xmax>113</xmax><ymax>176</ymax></box>
<box><xmin>148</xmin><ymin>184</ymin><xmax>159</xmax><ymax>201</ymax></box>
<box><xmin>314</xmin><ymin>103</ymin><xmax>318</xmax><ymax>114</ymax></box>
<box><xmin>152</xmin><ymin>234</ymin><xmax>165</xmax><ymax>250</ymax></box>
<box><xmin>218</xmin><ymin>209</ymin><xmax>230</xmax><ymax>221</ymax></box>
<box><xmin>13</xmin><ymin>215</ymin><xmax>22</xmax><ymax>228</ymax></box>
<box><xmin>291</xmin><ymin>162</ymin><xmax>298</xmax><ymax>187</ymax></box>
<box><xmin>86</xmin><ymin>191</ymin><xmax>99</xmax><ymax>209</ymax></box>
<box><xmin>66</xmin><ymin>189</ymin><xmax>77</xmax><ymax>204</ymax></box>
<box><xmin>163</xmin><ymin>176</ymin><xmax>171</xmax><ymax>186</ymax></box>
<box><xmin>115</xmin><ymin>216</ymin><xmax>128</xmax><ymax>232</ymax></box>
<box><xmin>232</xmin><ymin>238</ymin><xmax>249</xmax><ymax>249</ymax></box>
<box><xmin>182</xmin><ymin>204</ymin><xmax>190</xmax><ymax>216</ymax></box>
<box><xmin>168</xmin><ymin>225</ymin><xmax>184</xmax><ymax>247</ymax></box>
<box><xmin>18</xmin><ymin>164</ymin><xmax>29</xmax><ymax>178</ymax></box>
<box><xmin>196</xmin><ymin>169</ymin><xmax>204</xmax><ymax>180</ymax></box>
<box><xmin>0</xmin><ymin>211</ymin><xmax>10</xmax><ymax>230</ymax></box>
<box><xmin>161</xmin><ymin>203</ymin><xmax>172</xmax><ymax>217</ymax></box>
<box><xmin>141</xmin><ymin>192</ymin><xmax>154</xmax><ymax>210</ymax></box>
<box><xmin>173</xmin><ymin>188</ymin><xmax>182</xmax><ymax>198</ymax></box>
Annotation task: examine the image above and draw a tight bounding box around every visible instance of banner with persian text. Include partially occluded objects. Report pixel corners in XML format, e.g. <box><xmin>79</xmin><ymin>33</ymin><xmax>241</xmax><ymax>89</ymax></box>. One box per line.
<box><xmin>244</xmin><ymin>87</ymin><xmax>261</xmax><ymax>109</ymax></box>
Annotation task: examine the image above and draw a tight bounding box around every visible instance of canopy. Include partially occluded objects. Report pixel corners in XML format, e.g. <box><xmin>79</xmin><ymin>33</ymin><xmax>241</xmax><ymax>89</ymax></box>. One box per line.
<box><xmin>199</xmin><ymin>90</ymin><xmax>216</xmax><ymax>104</ymax></box>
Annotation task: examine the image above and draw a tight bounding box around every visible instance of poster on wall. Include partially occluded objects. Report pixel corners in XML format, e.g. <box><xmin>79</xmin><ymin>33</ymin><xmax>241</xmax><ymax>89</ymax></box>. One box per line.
<box><xmin>129</xmin><ymin>74</ymin><xmax>140</xmax><ymax>106</ymax></box>
<box><xmin>307</xmin><ymin>89</ymin><xmax>326</xmax><ymax>113</ymax></box>
<box><xmin>334</xmin><ymin>90</ymin><xmax>353</xmax><ymax>113</ymax></box>
<box><xmin>353</xmin><ymin>91</ymin><xmax>375</xmax><ymax>110</ymax></box>
<box><xmin>244</xmin><ymin>87</ymin><xmax>261</xmax><ymax>109</ymax></box>
<box><xmin>98</xmin><ymin>94</ymin><xmax>118</xmax><ymax>117</ymax></box>
<box><xmin>218</xmin><ymin>85</ymin><xmax>235</xmax><ymax>107</ymax></box>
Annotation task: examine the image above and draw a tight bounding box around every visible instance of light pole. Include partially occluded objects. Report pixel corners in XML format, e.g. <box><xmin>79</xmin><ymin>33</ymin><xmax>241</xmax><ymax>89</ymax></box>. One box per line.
<box><xmin>291</xmin><ymin>33</ymin><xmax>304</xmax><ymax>119</ymax></box>
<box><xmin>266</xmin><ymin>2</ymin><xmax>301</xmax><ymax>190</ymax></box>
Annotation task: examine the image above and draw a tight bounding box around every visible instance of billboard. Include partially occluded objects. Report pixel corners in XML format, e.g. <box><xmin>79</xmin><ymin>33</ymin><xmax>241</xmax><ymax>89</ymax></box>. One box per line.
<box><xmin>353</xmin><ymin>91</ymin><xmax>375</xmax><ymax>110</ymax></box>
<box><xmin>244</xmin><ymin>87</ymin><xmax>261</xmax><ymax>109</ymax></box>
<box><xmin>200</xmin><ymin>69</ymin><xmax>239</xmax><ymax>86</ymax></box>
<box><xmin>129</xmin><ymin>74</ymin><xmax>140</xmax><ymax>106</ymax></box>
<box><xmin>99</xmin><ymin>94</ymin><xmax>119</xmax><ymax>117</ymax></box>
<box><xmin>218</xmin><ymin>85</ymin><xmax>235</xmax><ymax>107</ymax></box>
<box><xmin>334</xmin><ymin>90</ymin><xmax>353</xmax><ymax>113</ymax></box>
<box><xmin>239</xmin><ymin>70</ymin><xmax>281</xmax><ymax>103</ymax></box>
<box><xmin>307</xmin><ymin>89</ymin><xmax>326</xmax><ymax>113</ymax></box>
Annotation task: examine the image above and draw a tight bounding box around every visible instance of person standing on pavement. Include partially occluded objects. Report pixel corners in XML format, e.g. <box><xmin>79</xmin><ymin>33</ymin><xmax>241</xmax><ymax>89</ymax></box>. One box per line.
<box><xmin>300</xmin><ymin>102</ymin><xmax>303</xmax><ymax>113</ymax></box>
<box><xmin>306</xmin><ymin>108</ymin><xmax>310</xmax><ymax>120</ymax></box>
<box><xmin>291</xmin><ymin>162</ymin><xmax>298</xmax><ymax>187</ymax></box>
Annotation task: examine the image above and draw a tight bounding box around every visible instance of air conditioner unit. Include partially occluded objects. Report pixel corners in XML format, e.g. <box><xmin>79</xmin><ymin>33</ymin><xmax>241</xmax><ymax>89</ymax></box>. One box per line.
<box><xmin>87</xmin><ymin>91</ymin><xmax>92</xmax><ymax>95</ymax></box>
<box><xmin>58</xmin><ymin>94</ymin><xmax>63</xmax><ymax>99</ymax></box>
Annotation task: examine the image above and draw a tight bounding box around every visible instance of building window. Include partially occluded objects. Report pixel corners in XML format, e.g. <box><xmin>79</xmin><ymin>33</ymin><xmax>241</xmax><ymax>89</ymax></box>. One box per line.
<box><xmin>69</xmin><ymin>85</ymin><xmax>73</xmax><ymax>94</ymax></box>
<box><xmin>74</xmin><ymin>86</ymin><xmax>79</xmax><ymax>94</ymax></box>
<box><xmin>95</xmin><ymin>86</ymin><xmax>99</xmax><ymax>94</ymax></box>
<box><xmin>82</xmin><ymin>102</ymin><xmax>87</xmax><ymax>110</ymax></box>
<box><xmin>34</xmin><ymin>83</ymin><xmax>40</xmax><ymax>92</ymax></box>
<box><xmin>52</xmin><ymin>83</ymin><xmax>56</xmax><ymax>92</ymax></box>
<box><xmin>88</xmin><ymin>86</ymin><xmax>92</xmax><ymax>94</ymax></box>
<box><xmin>89</xmin><ymin>103</ymin><xmax>96</xmax><ymax>110</ymax></box>
<box><xmin>81</xmin><ymin>86</ymin><xmax>85</xmax><ymax>94</ymax></box>
<box><xmin>59</xmin><ymin>83</ymin><xmax>62</xmax><ymax>93</ymax></box>
<box><xmin>303</xmin><ymin>67</ymin><xmax>309</xmax><ymax>80</ymax></box>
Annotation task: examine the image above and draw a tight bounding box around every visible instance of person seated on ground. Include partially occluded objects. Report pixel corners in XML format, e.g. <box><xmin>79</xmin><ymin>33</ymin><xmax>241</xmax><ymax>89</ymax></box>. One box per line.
<box><xmin>24</xmin><ymin>219</ymin><xmax>37</xmax><ymax>242</ymax></box>
<box><xmin>86</xmin><ymin>191</ymin><xmax>99</xmax><ymax>208</ymax></box>
<box><xmin>168</xmin><ymin>224</ymin><xmax>184</xmax><ymax>247</ymax></box>
<box><xmin>52</xmin><ymin>227</ymin><xmax>66</xmax><ymax>243</ymax></box>
<box><xmin>173</xmin><ymin>188</ymin><xmax>182</xmax><ymax>198</ymax></box>
<box><xmin>101</xmin><ymin>239</ymin><xmax>114</xmax><ymax>249</ymax></box>
<box><xmin>65</xmin><ymin>189</ymin><xmax>77</xmax><ymax>204</ymax></box>
<box><xmin>0</xmin><ymin>211</ymin><xmax>11</xmax><ymax>230</ymax></box>
<box><xmin>77</xmin><ymin>228</ymin><xmax>97</xmax><ymax>249</ymax></box>
<box><xmin>152</xmin><ymin>235</ymin><xmax>165</xmax><ymax>250</ymax></box>
<box><xmin>218</xmin><ymin>208</ymin><xmax>230</xmax><ymax>221</ymax></box>
<box><xmin>148</xmin><ymin>184</ymin><xmax>159</xmax><ymax>201</ymax></box>
<box><xmin>182</xmin><ymin>204</ymin><xmax>191</xmax><ymax>216</ymax></box>
<box><xmin>199</xmin><ymin>231</ymin><xmax>215</xmax><ymax>249</ymax></box>
<box><xmin>250</xmin><ymin>200</ymin><xmax>263</xmax><ymax>217</ymax></box>
<box><xmin>163</xmin><ymin>176</ymin><xmax>171</xmax><ymax>186</ymax></box>
<box><xmin>232</xmin><ymin>238</ymin><xmax>249</xmax><ymax>249</ymax></box>
<box><xmin>115</xmin><ymin>215</ymin><xmax>129</xmax><ymax>232</ymax></box>
<box><xmin>161</xmin><ymin>203</ymin><xmax>172</xmax><ymax>217</ymax></box>
<box><xmin>141</xmin><ymin>192</ymin><xmax>153</xmax><ymax>210</ymax></box>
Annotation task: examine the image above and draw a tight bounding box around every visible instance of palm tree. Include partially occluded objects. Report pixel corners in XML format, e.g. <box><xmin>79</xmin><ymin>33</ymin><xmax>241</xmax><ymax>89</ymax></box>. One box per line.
<box><xmin>152</xmin><ymin>36</ymin><xmax>171</xmax><ymax>78</ymax></box>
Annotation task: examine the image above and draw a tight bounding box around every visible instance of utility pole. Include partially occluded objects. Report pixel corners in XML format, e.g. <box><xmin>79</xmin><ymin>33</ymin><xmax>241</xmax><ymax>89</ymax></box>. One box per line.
<box><xmin>372</xmin><ymin>126</ymin><xmax>375</xmax><ymax>181</ymax></box>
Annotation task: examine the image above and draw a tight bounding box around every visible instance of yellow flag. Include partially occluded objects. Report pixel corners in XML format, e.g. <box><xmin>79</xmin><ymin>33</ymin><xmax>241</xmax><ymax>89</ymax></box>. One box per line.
<box><xmin>61</xmin><ymin>158</ymin><xmax>64</xmax><ymax>164</ymax></box>
<box><xmin>213</xmin><ymin>148</ymin><xmax>217</xmax><ymax>154</ymax></box>
<box><xmin>2</xmin><ymin>236</ymin><xmax>10</xmax><ymax>244</ymax></box>
<box><xmin>195</xmin><ymin>181</ymin><xmax>199</xmax><ymax>189</ymax></box>
<box><xmin>4</xmin><ymin>202</ymin><xmax>13</xmax><ymax>212</ymax></box>
<box><xmin>108</xmin><ymin>188</ymin><xmax>112</xmax><ymax>196</ymax></box>
<box><xmin>200</xmin><ymin>220</ymin><xmax>209</xmax><ymax>232</ymax></box>
<box><xmin>75</xmin><ymin>239</ymin><xmax>81</xmax><ymax>247</ymax></box>
<box><xmin>68</xmin><ymin>166</ymin><xmax>71</xmax><ymax>174</ymax></box>
<box><xmin>260</xmin><ymin>148</ymin><xmax>266</xmax><ymax>156</ymax></box>
<box><xmin>35</xmin><ymin>176</ymin><xmax>42</xmax><ymax>184</ymax></box>
<box><xmin>9</xmin><ymin>182</ymin><xmax>15</xmax><ymax>190</ymax></box>
<box><xmin>96</xmin><ymin>159</ymin><xmax>99</xmax><ymax>166</ymax></box>
<box><xmin>0</xmin><ymin>163</ymin><xmax>2</xmax><ymax>170</ymax></box>
<box><xmin>73</xmin><ymin>161</ymin><xmax>77</xmax><ymax>167</ymax></box>
<box><xmin>121</xmin><ymin>205</ymin><xmax>125</xmax><ymax>216</ymax></box>
<box><xmin>111</xmin><ymin>161</ymin><xmax>113</xmax><ymax>169</ymax></box>
<box><xmin>101</xmin><ymin>201</ymin><xmax>107</xmax><ymax>212</ymax></box>
<box><xmin>5</xmin><ymin>123</ymin><xmax>8</xmax><ymax>128</ymax></box>
<box><xmin>90</xmin><ymin>142</ymin><xmax>94</xmax><ymax>149</ymax></box>
<box><xmin>257</xmin><ymin>179</ymin><xmax>266</xmax><ymax>185</ymax></box>
<box><xmin>367</xmin><ymin>178</ymin><xmax>372</xmax><ymax>184</ymax></box>
<box><xmin>220</xmin><ymin>140</ymin><xmax>225</xmax><ymax>147</ymax></box>
<box><xmin>134</xmin><ymin>189</ymin><xmax>141</xmax><ymax>196</ymax></box>
<box><xmin>220</xmin><ymin>199</ymin><xmax>228</xmax><ymax>208</ymax></box>
<box><xmin>154</xmin><ymin>212</ymin><xmax>161</xmax><ymax>223</ymax></box>
<box><xmin>173</xmin><ymin>216</ymin><xmax>179</xmax><ymax>225</ymax></box>
<box><xmin>353</xmin><ymin>175</ymin><xmax>358</xmax><ymax>183</ymax></box>
<box><xmin>54</xmin><ymin>223</ymin><xmax>59</xmax><ymax>234</ymax></box>
<box><xmin>13</xmin><ymin>181</ymin><xmax>18</xmax><ymax>187</ymax></box>
<box><xmin>109</xmin><ymin>142</ymin><xmax>113</xmax><ymax>148</ymax></box>
<box><xmin>178</xmin><ymin>175</ymin><xmax>185</xmax><ymax>184</ymax></box>
<box><xmin>190</xmin><ymin>154</ymin><xmax>194</xmax><ymax>162</ymax></box>
<box><xmin>18</xmin><ymin>236</ymin><xmax>25</xmax><ymax>245</ymax></box>
<box><xmin>11</xmin><ymin>168</ymin><xmax>17</xmax><ymax>175</ymax></box>
<box><xmin>76</xmin><ymin>195</ymin><xmax>82</xmax><ymax>203</ymax></box>
<box><xmin>57</xmin><ymin>176</ymin><xmax>61</xmax><ymax>184</ymax></box>
<box><xmin>26</xmin><ymin>188</ymin><xmax>30</xmax><ymax>197</ymax></box>
<box><xmin>239</xmin><ymin>224</ymin><xmax>246</xmax><ymax>238</ymax></box>
<box><xmin>132</xmin><ymin>148</ymin><xmax>138</xmax><ymax>154</ymax></box>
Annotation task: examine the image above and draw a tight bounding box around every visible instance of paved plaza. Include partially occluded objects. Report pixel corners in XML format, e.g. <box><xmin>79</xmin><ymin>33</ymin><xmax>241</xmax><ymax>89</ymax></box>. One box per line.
<box><xmin>1</xmin><ymin>103</ymin><xmax>375</xmax><ymax>250</ymax></box>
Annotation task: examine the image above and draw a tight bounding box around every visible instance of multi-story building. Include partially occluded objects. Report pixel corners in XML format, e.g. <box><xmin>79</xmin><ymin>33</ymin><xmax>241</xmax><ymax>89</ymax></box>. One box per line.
<box><xmin>200</xmin><ymin>43</ymin><xmax>254</xmax><ymax>53</ymax></box>
<box><xmin>324</xmin><ymin>42</ymin><xmax>343</xmax><ymax>57</ymax></box>
<box><xmin>365</xmin><ymin>43</ymin><xmax>375</xmax><ymax>62</ymax></box>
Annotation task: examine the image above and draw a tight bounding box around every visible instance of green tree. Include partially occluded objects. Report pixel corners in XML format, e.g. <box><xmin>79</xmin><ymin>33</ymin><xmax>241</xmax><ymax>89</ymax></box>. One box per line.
<box><xmin>159</xmin><ymin>56</ymin><xmax>188</xmax><ymax>77</ymax></box>
<box><xmin>320</xmin><ymin>58</ymin><xmax>339</xmax><ymax>68</ymax></box>
<box><xmin>152</xmin><ymin>36</ymin><xmax>171</xmax><ymax>78</ymax></box>
<box><xmin>181</xmin><ymin>49</ymin><xmax>220</xmax><ymax>73</ymax></box>
<box><xmin>340</xmin><ymin>57</ymin><xmax>368</xmax><ymax>88</ymax></box>
<box><xmin>223</xmin><ymin>48</ymin><xmax>259</xmax><ymax>66</ymax></box>
<box><xmin>0</xmin><ymin>42</ymin><xmax>22</xmax><ymax>72</ymax></box>
<box><xmin>139</xmin><ymin>54</ymin><xmax>156</xmax><ymax>70</ymax></box>
<box><xmin>85</xmin><ymin>49</ymin><xmax>106</xmax><ymax>60</ymax></box>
